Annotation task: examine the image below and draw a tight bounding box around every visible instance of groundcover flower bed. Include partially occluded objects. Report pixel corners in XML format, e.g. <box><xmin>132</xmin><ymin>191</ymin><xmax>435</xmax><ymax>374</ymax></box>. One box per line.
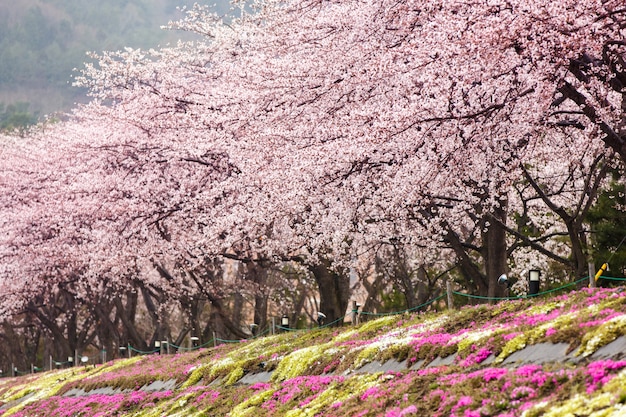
<box><xmin>3</xmin><ymin>287</ymin><xmax>626</xmax><ymax>416</ymax></box>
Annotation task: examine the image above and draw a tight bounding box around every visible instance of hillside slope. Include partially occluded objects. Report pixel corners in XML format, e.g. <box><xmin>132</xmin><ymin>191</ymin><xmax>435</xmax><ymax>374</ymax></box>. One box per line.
<box><xmin>0</xmin><ymin>0</ymin><xmax>227</xmax><ymax>115</ymax></box>
<box><xmin>1</xmin><ymin>287</ymin><xmax>626</xmax><ymax>416</ymax></box>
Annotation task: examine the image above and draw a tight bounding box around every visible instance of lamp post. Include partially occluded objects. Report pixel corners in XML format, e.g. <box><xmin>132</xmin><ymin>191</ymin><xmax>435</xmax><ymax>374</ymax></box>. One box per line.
<box><xmin>317</xmin><ymin>312</ymin><xmax>326</xmax><ymax>327</ymax></box>
<box><xmin>190</xmin><ymin>336</ymin><xmax>199</xmax><ymax>349</ymax></box>
<box><xmin>281</xmin><ymin>315</ymin><xmax>289</xmax><ymax>331</ymax></box>
<box><xmin>528</xmin><ymin>269</ymin><xmax>541</xmax><ymax>296</ymax></box>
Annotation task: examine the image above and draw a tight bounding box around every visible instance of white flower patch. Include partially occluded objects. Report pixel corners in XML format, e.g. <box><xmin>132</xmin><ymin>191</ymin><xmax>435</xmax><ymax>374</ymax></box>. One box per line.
<box><xmin>450</xmin><ymin>326</ymin><xmax>497</xmax><ymax>347</ymax></box>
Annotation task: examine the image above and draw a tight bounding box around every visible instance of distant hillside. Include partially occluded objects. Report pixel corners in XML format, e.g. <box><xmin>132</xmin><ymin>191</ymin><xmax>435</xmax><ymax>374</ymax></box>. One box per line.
<box><xmin>2</xmin><ymin>287</ymin><xmax>626</xmax><ymax>416</ymax></box>
<box><xmin>0</xmin><ymin>0</ymin><xmax>230</xmax><ymax>116</ymax></box>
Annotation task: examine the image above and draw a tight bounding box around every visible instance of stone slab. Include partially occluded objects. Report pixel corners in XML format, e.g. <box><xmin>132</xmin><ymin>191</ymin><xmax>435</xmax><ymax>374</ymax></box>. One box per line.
<box><xmin>238</xmin><ymin>371</ymin><xmax>273</xmax><ymax>385</ymax></box>
<box><xmin>502</xmin><ymin>343</ymin><xmax>573</xmax><ymax>366</ymax></box>
<box><xmin>354</xmin><ymin>360</ymin><xmax>407</xmax><ymax>374</ymax></box>
<box><xmin>141</xmin><ymin>379</ymin><xmax>177</xmax><ymax>392</ymax></box>
<box><xmin>426</xmin><ymin>354</ymin><xmax>456</xmax><ymax>368</ymax></box>
<box><xmin>591</xmin><ymin>336</ymin><xmax>626</xmax><ymax>360</ymax></box>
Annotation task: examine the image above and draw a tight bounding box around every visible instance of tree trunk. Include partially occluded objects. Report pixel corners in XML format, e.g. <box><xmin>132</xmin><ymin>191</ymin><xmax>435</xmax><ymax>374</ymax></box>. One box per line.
<box><xmin>246</xmin><ymin>261</ymin><xmax>269</xmax><ymax>332</ymax></box>
<box><xmin>443</xmin><ymin>223</ymin><xmax>488</xmax><ymax>297</ymax></box>
<box><xmin>483</xmin><ymin>201</ymin><xmax>509</xmax><ymax>300</ymax></box>
<box><xmin>308</xmin><ymin>258</ymin><xmax>350</xmax><ymax>326</ymax></box>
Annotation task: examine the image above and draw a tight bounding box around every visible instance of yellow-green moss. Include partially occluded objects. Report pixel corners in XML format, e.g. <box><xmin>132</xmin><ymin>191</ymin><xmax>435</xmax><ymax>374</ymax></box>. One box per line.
<box><xmin>181</xmin><ymin>364</ymin><xmax>211</xmax><ymax>389</ymax></box>
<box><xmin>577</xmin><ymin>315</ymin><xmax>626</xmax><ymax>357</ymax></box>
<box><xmin>272</xmin><ymin>344</ymin><xmax>327</xmax><ymax>381</ymax></box>
<box><xmin>356</xmin><ymin>315</ymin><xmax>400</xmax><ymax>335</ymax></box>
<box><xmin>353</xmin><ymin>344</ymin><xmax>380</xmax><ymax>369</ymax></box>
<box><xmin>224</xmin><ymin>366</ymin><xmax>245</xmax><ymax>386</ymax></box>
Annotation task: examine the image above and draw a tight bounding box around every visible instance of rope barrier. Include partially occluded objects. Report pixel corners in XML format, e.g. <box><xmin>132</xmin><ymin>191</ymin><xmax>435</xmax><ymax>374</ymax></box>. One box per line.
<box><xmin>597</xmin><ymin>275</ymin><xmax>626</xmax><ymax>281</ymax></box>
<box><xmin>319</xmin><ymin>315</ymin><xmax>348</xmax><ymax>328</ymax></box>
<box><xmin>359</xmin><ymin>293</ymin><xmax>446</xmax><ymax>317</ymax></box>
<box><xmin>129</xmin><ymin>346</ymin><xmax>160</xmax><ymax>355</ymax></box>
<box><xmin>13</xmin><ymin>274</ymin><xmax>617</xmax><ymax>374</ymax></box>
<box><xmin>215</xmin><ymin>337</ymin><xmax>246</xmax><ymax>343</ymax></box>
<box><xmin>451</xmin><ymin>276</ymin><xmax>590</xmax><ymax>302</ymax></box>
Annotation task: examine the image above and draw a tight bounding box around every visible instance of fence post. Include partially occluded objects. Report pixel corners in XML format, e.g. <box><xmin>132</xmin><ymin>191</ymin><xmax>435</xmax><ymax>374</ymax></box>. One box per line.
<box><xmin>351</xmin><ymin>301</ymin><xmax>360</xmax><ymax>326</ymax></box>
<box><xmin>446</xmin><ymin>281</ymin><xmax>454</xmax><ymax>310</ymax></box>
<box><xmin>588</xmin><ymin>262</ymin><xmax>596</xmax><ymax>288</ymax></box>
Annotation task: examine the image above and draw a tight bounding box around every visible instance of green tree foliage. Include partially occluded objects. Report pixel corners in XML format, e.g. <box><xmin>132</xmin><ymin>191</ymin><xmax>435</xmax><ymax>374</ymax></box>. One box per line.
<box><xmin>586</xmin><ymin>169</ymin><xmax>626</xmax><ymax>280</ymax></box>
<box><xmin>0</xmin><ymin>102</ymin><xmax>39</xmax><ymax>136</ymax></box>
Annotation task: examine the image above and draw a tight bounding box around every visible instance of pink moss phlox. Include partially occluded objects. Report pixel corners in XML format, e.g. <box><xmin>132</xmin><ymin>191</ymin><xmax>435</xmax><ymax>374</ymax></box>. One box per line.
<box><xmin>510</xmin><ymin>386</ymin><xmax>537</xmax><ymax>400</ymax></box>
<box><xmin>579</xmin><ymin>309</ymin><xmax>622</xmax><ymax>328</ymax></box>
<box><xmin>448</xmin><ymin>395</ymin><xmax>474</xmax><ymax>417</ymax></box>
<box><xmin>503</xmin><ymin>332</ymin><xmax>521</xmax><ymax>341</ymax></box>
<box><xmin>459</xmin><ymin>347</ymin><xmax>492</xmax><ymax>367</ymax></box>
<box><xmin>513</xmin><ymin>308</ymin><xmax>563</xmax><ymax>327</ymax></box>
<box><xmin>196</xmin><ymin>389</ymin><xmax>220</xmax><ymax>403</ymax></box>
<box><xmin>585</xmin><ymin>287</ymin><xmax>615</xmax><ymax>304</ymax></box>
<box><xmin>360</xmin><ymin>386</ymin><xmax>383</xmax><ymax>401</ymax></box>
<box><xmin>323</xmin><ymin>360</ymin><xmax>341</xmax><ymax>373</ymax></box>
<box><xmin>338</xmin><ymin>339</ymin><xmax>369</xmax><ymax>348</ymax></box>
<box><xmin>417</xmin><ymin>366</ymin><xmax>447</xmax><ymax>376</ymax></box>
<box><xmin>250</xmin><ymin>382</ymin><xmax>272</xmax><ymax>391</ymax></box>
<box><xmin>586</xmin><ymin>359</ymin><xmax>626</xmax><ymax>393</ymax></box>
<box><xmin>481</xmin><ymin>368</ymin><xmax>508</xmax><ymax>382</ymax></box>
<box><xmin>515</xmin><ymin>364</ymin><xmax>543</xmax><ymax>378</ymax></box>
<box><xmin>263</xmin><ymin>375</ymin><xmax>344</xmax><ymax>409</ymax></box>
<box><xmin>410</xmin><ymin>332</ymin><xmax>453</xmax><ymax>349</ymax></box>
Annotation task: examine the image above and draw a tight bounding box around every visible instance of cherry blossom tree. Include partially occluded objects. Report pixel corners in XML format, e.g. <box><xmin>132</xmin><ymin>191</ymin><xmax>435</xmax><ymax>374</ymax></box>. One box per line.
<box><xmin>2</xmin><ymin>0</ymin><xmax>626</xmax><ymax>369</ymax></box>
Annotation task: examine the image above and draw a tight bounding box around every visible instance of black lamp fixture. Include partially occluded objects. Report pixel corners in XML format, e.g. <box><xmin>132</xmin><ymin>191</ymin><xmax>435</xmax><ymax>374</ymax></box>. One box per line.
<box><xmin>528</xmin><ymin>269</ymin><xmax>541</xmax><ymax>296</ymax></box>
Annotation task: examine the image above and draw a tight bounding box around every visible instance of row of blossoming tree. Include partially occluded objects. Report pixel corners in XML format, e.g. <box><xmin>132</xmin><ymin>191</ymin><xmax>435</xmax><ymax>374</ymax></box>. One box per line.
<box><xmin>0</xmin><ymin>0</ymin><xmax>625</xmax><ymax>371</ymax></box>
